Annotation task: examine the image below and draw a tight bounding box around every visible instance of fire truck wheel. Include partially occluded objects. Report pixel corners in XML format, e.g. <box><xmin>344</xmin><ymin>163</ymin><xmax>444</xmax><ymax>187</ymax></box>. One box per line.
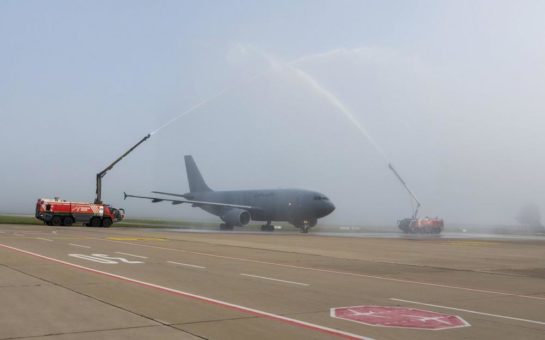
<box><xmin>51</xmin><ymin>216</ymin><xmax>62</xmax><ymax>226</ymax></box>
<box><xmin>63</xmin><ymin>217</ymin><xmax>74</xmax><ymax>226</ymax></box>
<box><xmin>46</xmin><ymin>221</ymin><xmax>53</xmax><ymax>226</ymax></box>
<box><xmin>101</xmin><ymin>218</ymin><xmax>112</xmax><ymax>228</ymax></box>
<box><xmin>89</xmin><ymin>217</ymin><xmax>102</xmax><ymax>227</ymax></box>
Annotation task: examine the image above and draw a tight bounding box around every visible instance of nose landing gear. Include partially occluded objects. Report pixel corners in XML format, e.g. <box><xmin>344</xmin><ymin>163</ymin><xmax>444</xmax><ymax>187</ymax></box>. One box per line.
<box><xmin>296</xmin><ymin>218</ymin><xmax>317</xmax><ymax>233</ymax></box>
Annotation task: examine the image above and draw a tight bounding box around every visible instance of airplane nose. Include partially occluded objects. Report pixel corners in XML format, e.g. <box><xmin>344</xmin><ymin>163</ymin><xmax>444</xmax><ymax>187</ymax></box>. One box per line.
<box><xmin>318</xmin><ymin>201</ymin><xmax>335</xmax><ymax>217</ymax></box>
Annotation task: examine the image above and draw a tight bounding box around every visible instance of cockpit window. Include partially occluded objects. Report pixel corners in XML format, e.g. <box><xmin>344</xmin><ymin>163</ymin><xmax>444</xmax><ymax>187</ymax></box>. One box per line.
<box><xmin>314</xmin><ymin>196</ymin><xmax>329</xmax><ymax>201</ymax></box>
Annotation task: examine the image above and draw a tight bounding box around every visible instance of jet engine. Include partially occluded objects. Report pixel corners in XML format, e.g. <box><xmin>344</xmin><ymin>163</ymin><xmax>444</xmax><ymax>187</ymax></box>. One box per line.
<box><xmin>221</xmin><ymin>208</ymin><xmax>251</xmax><ymax>226</ymax></box>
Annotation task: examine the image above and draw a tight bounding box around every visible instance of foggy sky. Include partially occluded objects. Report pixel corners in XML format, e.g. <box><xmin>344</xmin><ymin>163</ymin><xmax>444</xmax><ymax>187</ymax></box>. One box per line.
<box><xmin>1</xmin><ymin>1</ymin><xmax>544</xmax><ymax>226</ymax></box>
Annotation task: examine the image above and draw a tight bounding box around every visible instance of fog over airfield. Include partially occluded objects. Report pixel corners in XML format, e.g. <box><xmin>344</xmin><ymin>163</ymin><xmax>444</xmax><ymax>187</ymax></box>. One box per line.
<box><xmin>1</xmin><ymin>1</ymin><xmax>544</xmax><ymax>226</ymax></box>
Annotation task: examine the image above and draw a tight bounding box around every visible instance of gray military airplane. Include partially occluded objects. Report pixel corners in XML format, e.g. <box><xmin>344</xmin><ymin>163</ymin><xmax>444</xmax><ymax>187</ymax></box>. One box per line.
<box><xmin>124</xmin><ymin>155</ymin><xmax>335</xmax><ymax>233</ymax></box>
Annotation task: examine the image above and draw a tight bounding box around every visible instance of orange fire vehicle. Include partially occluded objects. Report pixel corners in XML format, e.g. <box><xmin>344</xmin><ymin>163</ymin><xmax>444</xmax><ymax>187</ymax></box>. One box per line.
<box><xmin>35</xmin><ymin>198</ymin><xmax>124</xmax><ymax>227</ymax></box>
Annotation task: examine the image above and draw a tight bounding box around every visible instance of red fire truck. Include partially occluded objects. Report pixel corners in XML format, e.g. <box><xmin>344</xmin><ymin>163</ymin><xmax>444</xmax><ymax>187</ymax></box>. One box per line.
<box><xmin>34</xmin><ymin>134</ymin><xmax>150</xmax><ymax>228</ymax></box>
<box><xmin>35</xmin><ymin>198</ymin><xmax>124</xmax><ymax>227</ymax></box>
<box><xmin>398</xmin><ymin>217</ymin><xmax>444</xmax><ymax>234</ymax></box>
<box><xmin>388</xmin><ymin>163</ymin><xmax>445</xmax><ymax>234</ymax></box>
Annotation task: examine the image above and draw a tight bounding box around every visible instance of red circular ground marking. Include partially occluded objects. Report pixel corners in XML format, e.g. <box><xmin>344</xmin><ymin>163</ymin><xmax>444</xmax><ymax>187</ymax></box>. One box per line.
<box><xmin>331</xmin><ymin>305</ymin><xmax>470</xmax><ymax>330</ymax></box>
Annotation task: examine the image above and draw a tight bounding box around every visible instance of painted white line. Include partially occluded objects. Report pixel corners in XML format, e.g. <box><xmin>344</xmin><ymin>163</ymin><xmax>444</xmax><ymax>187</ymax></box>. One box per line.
<box><xmin>391</xmin><ymin>298</ymin><xmax>545</xmax><ymax>326</ymax></box>
<box><xmin>15</xmin><ymin>234</ymin><xmax>26</xmax><ymax>237</ymax></box>
<box><xmin>116</xmin><ymin>252</ymin><xmax>148</xmax><ymax>259</ymax></box>
<box><xmin>167</xmin><ymin>261</ymin><xmax>206</xmax><ymax>269</ymax></box>
<box><xmin>69</xmin><ymin>243</ymin><xmax>91</xmax><ymax>249</ymax></box>
<box><xmin>0</xmin><ymin>231</ymin><xmax>6</xmax><ymax>233</ymax></box>
<box><xmin>69</xmin><ymin>254</ymin><xmax>118</xmax><ymax>264</ymax></box>
<box><xmin>35</xmin><ymin>237</ymin><xmax>53</xmax><ymax>242</ymax></box>
<box><xmin>241</xmin><ymin>273</ymin><xmax>309</xmax><ymax>287</ymax></box>
<box><xmin>104</xmin><ymin>240</ymin><xmax>545</xmax><ymax>302</ymax></box>
<box><xmin>0</xmin><ymin>243</ymin><xmax>371</xmax><ymax>340</ymax></box>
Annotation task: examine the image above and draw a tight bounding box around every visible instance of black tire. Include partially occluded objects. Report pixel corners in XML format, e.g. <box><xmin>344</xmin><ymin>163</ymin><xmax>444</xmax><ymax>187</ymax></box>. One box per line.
<box><xmin>62</xmin><ymin>217</ymin><xmax>74</xmax><ymax>226</ymax></box>
<box><xmin>101</xmin><ymin>218</ymin><xmax>112</xmax><ymax>228</ymax></box>
<box><xmin>51</xmin><ymin>216</ymin><xmax>62</xmax><ymax>226</ymax></box>
<box><xmin>261</xmin><ymin>225</ymin><xmax>274</xmax><ymax>232</ymax></box>
<box><xmin>89</xmin><ymin>217</ymin><xmax>102</xmax><ymax>227</ymax></box>
<box><xmin>299</xmin><ymin>225</ymin><xmax>310</xmax><ymax>233</ymax></box>
<box><xmin>46</xmin><ymin>221</ymin><xmax>53</xmax><ymax>226</ymax></box>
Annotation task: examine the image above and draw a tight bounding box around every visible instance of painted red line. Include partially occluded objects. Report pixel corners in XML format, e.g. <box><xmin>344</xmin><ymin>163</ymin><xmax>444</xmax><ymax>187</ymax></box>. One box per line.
<box><xmin>105</xmin><ymin>240</ymin><xmax>545</xmax><ymax>302</ymax></box>
<box><xmin>0</xmin><ymin>243</ymin><xmax>371</xmax><ymax>340</ymax></box>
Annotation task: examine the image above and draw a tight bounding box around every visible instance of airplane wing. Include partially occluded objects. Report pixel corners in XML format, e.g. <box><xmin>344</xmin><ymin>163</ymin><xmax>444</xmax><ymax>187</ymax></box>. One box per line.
<box><xmin>151</xmin><ymin>191</ymin><xmax>189</xmax><ymax>198</ymax></box>
<box><xmin>123</xmin><ymin>192</ymin><xmax>260</xmax><ymax>211</ymax></box>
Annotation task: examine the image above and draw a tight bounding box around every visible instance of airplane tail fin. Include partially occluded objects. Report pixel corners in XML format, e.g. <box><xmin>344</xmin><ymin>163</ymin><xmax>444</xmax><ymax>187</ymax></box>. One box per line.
<box><xmin>184</xmin><ymin>155</ymin><xmax>212</xmax><ymax>193</ymax></box>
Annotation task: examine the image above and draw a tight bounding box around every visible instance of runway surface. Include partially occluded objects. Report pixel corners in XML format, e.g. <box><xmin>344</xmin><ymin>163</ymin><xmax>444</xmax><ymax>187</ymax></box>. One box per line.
<box><xmin>1</xmin><ymin>224</ymin><xmax>544</xmax><ymax>339</ymax></box>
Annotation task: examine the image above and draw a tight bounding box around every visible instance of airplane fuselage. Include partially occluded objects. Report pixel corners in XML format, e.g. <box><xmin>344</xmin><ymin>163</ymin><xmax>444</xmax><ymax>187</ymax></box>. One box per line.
<box><xmin>125</xmin><ymin>155</ymin><xmax>335</xmax><ymax>232</ymax></box>
<box><xmin>189</xmin><ymin>188</ymin><xmax>335</xmax><ymax>227</ymax></box>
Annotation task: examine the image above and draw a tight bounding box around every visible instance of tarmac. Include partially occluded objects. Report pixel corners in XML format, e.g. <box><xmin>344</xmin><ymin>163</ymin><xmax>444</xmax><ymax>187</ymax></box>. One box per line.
<box><xmin>1</xmin><ymin>223</ymin><xmax>544</xmax><ymax>339</ymax></box>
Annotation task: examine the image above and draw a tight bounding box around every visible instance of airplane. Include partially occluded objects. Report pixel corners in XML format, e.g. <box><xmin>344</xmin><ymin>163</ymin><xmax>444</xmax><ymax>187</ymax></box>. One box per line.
<box><xmin>124</xmin><ymin>155</ymin><xmax>335</xmax><ymax>233</ymax></box>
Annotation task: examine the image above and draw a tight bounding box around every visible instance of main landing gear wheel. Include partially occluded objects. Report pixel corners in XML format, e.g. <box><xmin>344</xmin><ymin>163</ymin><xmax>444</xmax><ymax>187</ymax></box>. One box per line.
<box><xmin>260</xmin><ymin>224</ymin><xmax>274</xmax><ymax>232</ymax></box>
<box><xmin>300</xmin><ymin>225</ymin><xmax>310</xmax><ymax>233</ymax></box>
<box><xmin>220</xmin><ymin>224</ymin><xmax>234</xmax><ymax>231</ymax></box>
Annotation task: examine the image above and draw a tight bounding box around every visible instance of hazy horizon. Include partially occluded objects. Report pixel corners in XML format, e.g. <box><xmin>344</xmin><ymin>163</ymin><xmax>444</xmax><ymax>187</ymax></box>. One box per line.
<box><xmin>1</xmin><ymin>1</ymin><xmax>544</xmax><ymax>228</ymax></box>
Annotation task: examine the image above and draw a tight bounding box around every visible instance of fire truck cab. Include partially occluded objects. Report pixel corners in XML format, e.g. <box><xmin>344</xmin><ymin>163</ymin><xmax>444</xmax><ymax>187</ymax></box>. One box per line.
<box><xmin>35</xmin><ymin>198</ymin><xmax>124</xmax><ymax>227</ymax></box>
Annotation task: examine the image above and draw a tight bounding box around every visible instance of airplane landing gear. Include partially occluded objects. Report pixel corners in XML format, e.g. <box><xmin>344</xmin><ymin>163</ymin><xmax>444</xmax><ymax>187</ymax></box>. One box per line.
<box><xmin>297</xmin><ymin>219</ymin><xmax>315</xmax><ymax>233</ymax></box>
<box><xmin>294</xmin><ymin>222</ymin><xmax>311</xmax><ymax>233</ymax></box>
<box><xmin>261</xmin><ymin>221</ymin><xmax>274</xmax><ymax>232</ymax></box>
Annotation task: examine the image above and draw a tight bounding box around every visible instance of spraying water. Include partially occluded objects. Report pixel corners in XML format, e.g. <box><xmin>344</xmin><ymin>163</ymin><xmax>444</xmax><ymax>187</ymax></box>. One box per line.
<box><xmin>280</xmin><ymin>56</ymin><xmax>423</xmax><ymax>219</ymax></box>
<box><xmin>150</xmin><ymin>72</ymin><xmax>266</xmax><ymax>136</ymax></box>
<box><xmin>246</xmin><ymin>46</ymin><xmax>389</xmax><ymax>161</ymax></box>
<box><xmin>288</xmin><ymin>65</ymin><xmax>389</xmax><ymax>162</ymax></box>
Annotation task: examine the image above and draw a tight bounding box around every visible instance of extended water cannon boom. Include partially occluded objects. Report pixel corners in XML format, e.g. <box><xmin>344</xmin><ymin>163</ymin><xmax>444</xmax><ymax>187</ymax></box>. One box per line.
<box><xmin>388</xmin><ymin>163</ymin><xmax>421</xmax><ymax>219</ymax></box>
<box><xmin>95</xmin><ymin>134</ymin><xmax>151</xmax><ymax>204</ymax></box>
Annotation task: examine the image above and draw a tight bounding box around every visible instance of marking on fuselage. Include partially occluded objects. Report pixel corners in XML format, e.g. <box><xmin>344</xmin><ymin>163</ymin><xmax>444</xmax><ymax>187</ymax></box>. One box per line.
<box><xmin>167</xmin><ymin>261</ymin><xmax>205</xmax><ymax>269</ymax></box>
<box><xmin>391</xmin><ymin>298</ymin><xmax>545</xmax><ymax>326</ymax></box>
<box><xmin>240</xmin><ymin>273</ymin><xmax>309</xmax><ymax>286</ymax></box>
